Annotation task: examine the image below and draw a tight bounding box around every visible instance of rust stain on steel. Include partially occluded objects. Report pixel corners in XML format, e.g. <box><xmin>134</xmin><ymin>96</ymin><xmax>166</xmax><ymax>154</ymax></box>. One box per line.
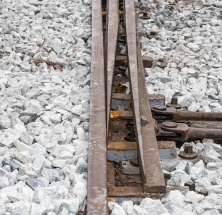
<box><xmin>190</xmin><ymin>121</ymin><xmax>222</xmax><ymax>129</ymax></box>
<box><xmin>157</xmin><ymin>141</ymin><xmax>176</xmax><ymax>149</ymax></box>
<box><xmin>149</xmin><ymin>94</ymin><xmax>165</xmax><ymax>100</ymax></box>
<box><xmin>175</xmin><ymin>111</ymin><xmax>222</xmax><ymax>121</ymax></box>
<box><xmin>107</xmin><ymin>141</ymin><xmax>176</xmax><ymax>151</ymax></box>
<box><xmin>87</xmin><ymin>0</ymin><xmax>107</xmax><ymax>214</ymax></box>
<box><xmin>107</xmin><ymin>141</ymin><xmax>137</xmax><ymax>150</ymax></box>
<box><xmin>106</xmin><ymin>0</ymin><xmax>119</xmax><ymax>130</ymax></box>
<box><xmin>161</xmin><ymin>122</ymin><xmax>222</xmax><ymax>141</ymax></box>
<box><xmin>110</xmin><ymin>110</ymin><xmax>133</xmax><ymax>119</ymax></box>
<box><xmin>188</xmin><ymin>127</ymin><xmax>222</xmax><ymax>140</ymax></box>
<box><xmin>110</xmin><ymin>110</ymin><xmax>121</xmax><ymax>119</ymax></box>
<box><xmin>108</xmin><ymin>186</ymin><xmax>189</xmax><ymax>198</ymax></box>
<box><xmin>124</xmin><ymin>0</ymin><xmax>166</xmax><ymax>193</ymax></box>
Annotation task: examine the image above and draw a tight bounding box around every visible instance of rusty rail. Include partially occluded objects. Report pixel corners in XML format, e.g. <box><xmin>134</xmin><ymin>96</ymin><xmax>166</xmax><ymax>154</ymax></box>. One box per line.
<box><xmin>87</xmin><ymin>0</ymin><xmax>107</xmax><ymax>214</ymax></box>
<box><xmin>88</xmin><ymin>0</ymin><xmax>167</xmax><ymax>213</ymax></box>
<box><xmin>124</xmin><ymin>0</ymin><xmax>165</xmax><ymax>192</ymax></box>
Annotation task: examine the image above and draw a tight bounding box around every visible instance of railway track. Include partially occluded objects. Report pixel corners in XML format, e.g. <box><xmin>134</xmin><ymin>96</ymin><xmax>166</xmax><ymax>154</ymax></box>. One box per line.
<box><xmin>88</xmin><ymin>0</ymin><xmax>222</xmax><ymax>214</ymax></box>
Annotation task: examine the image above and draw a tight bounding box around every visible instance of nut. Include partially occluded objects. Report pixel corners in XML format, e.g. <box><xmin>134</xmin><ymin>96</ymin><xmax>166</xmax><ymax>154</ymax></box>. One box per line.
<box><xmin>179</xmin><ymin>144</ymin><xmax>198</xmax><ymax>160</ymax></box>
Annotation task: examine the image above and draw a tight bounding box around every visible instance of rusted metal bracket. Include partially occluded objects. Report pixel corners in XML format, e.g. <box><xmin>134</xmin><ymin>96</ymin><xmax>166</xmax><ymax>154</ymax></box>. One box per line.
<box><xmin>152</xmin><ymin>105</ymin><xmax>222</xmax><ymax>121</ymax></box>
<box><xmin>157</xmin><ymin>121</ymin><xmax>222</xmax><ymax>141</ymax></box>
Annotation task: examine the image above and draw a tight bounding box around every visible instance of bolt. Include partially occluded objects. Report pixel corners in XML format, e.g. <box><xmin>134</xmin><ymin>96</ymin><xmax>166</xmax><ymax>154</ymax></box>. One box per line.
<box><xmin>171</xmin><ymin>96</ymin><xmax>178</xmax><ymax>105</ymax></box>
<box><xmin>148</xmin><ymin>30</ymin><xmax>158</xmax><ymax>39</ymax></box>
<box><xmin>184</xmin><ymin>181</ymin><xmax>195</xmax><ymax>191</ymax></box>
<box><xmin>142</xmin><ymin>56</ymin><xmax>153</xmax><ymax>68</ymax></box>
<box><xmin>166</xmin><ymin>96</ymin><xmax>182</xmax><ymax>109</ymax></box>
<box><xmin>184</xmin><ymin>144</ymin><xmax>193</xmax><ymax>153</ymax></box>
<box><xmin>140</xmin><ymin>11</ymin><xmax>150</xmax><ymax>20</ymax></box>
<box><xmin>150</xmin><ymin>31</ymin><xmax>157</xmax><ymax>36</ymax></box>
<box><xmin>162</xmin><ymin>121</ymin><xmax>178</xmax><ymax>128</ymax></box>
<box><xmin>153</xmin><ymin>105</ymin><xmax>166</xmax><ymax>111</ymax></box>
<box><xmin>179</xmin><ymin>144</ymin><xmax>198</xmax><ymax>160</ymax></box>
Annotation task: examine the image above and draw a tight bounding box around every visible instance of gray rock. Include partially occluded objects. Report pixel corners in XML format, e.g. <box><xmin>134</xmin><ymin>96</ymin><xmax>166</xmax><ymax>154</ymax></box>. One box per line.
<box><xmin>33</xmin><ymin>186</ymin><xmax>63</xmax><ymax>203</ymax></box>
<box><xmin>167</xmin><ymin>170</ymin><xmax>191</xmax><ymax>186</ymax></box>
<box><xmin>75</xmin><ymin>157</ymin><xmax>87</xmax><ymax>174</ymax></box>
<box><xmin>41</xmin><ymin>168</ymin><xmax>64</xmax><ymax>183</ymax></box>
<box><xmin>2</xmin><ymin>158</ymin><xmax>20</xmax><ymax>171</ymax></box>
<box><xmin>120</xmin><ymin>160</ymin><xmax>140</xmax><ymax>175</ymax></box>
<box><xmin>25</xmin><ymin>178</ymin><xmax>47</xmax><ymax>190</ymax></box>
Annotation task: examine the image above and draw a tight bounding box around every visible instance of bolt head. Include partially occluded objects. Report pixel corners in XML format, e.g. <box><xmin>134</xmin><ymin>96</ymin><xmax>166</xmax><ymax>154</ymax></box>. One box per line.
<box><xmin>162</xmin><ymin>121</ymin><xmax>178</xmax><ymax>128</ymax></box>
<box><xmin>153</xmin><ymin>105</ymin><xmax>166</xmax><ymax>111</ymax></box>
<box><xmin>150</xmin><ymin>31</ymin><xmax>157</xmax><ymax>35</ymax></box>
<box><xmin>171</xmin><ymin>96</ymin><xmax>178</xmax><ymax>105</ymax></box>
<box><xmin>179</xmin><ymin>151</ymin><xmax>197</xmax><ymax>160</ymax></box>
<box><xmin>184</xmin><ymin>144</ymin><xmax>193</xmax><ymax>153</ymax></box>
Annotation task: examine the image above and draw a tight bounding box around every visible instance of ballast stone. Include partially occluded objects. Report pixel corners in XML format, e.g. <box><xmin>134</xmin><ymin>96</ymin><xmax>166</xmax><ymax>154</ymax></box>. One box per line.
<box><xmin>108</xmin><ymin>202</ymin><xmax>127</xmax><ymax>215</ymax></box>
<box><xmin>61</xmin><ymin>198</ymin><xmax>80</xmax><ymax>213</ymax></box>
<box><xmin>167</xmin><ymin>169</ymin><xmax>191</xmax><ymax>186</ymax></box>
<box><xmin>71</xmin><ymin>104</ymin><xmax>83</xmax><ymax>116</ymax></box>
<box><xmin>25</xmin><ymin>178</ymin><xmax>47</xmax><ymax>190</ymax></box>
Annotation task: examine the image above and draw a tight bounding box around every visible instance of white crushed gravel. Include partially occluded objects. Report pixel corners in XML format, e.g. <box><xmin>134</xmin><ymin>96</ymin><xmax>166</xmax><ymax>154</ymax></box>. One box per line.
<box><xmin>0</xmin><ymin>0</ymin><xmax>91</xmax><ymax>214</ymax></box>
<box><xmin>137</xmin><ymin>0</ymin><xmax>222</xmax><ymax>112</ymax></box>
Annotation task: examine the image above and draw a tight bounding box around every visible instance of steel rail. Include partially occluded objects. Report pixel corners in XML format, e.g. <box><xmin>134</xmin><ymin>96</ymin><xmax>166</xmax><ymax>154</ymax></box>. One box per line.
<box><xmin>87</xmin><ymin>0</ymin><xmax>107</xmax><ymax>214</ymax></box>
<box><xmin>124</xmin><ymin>0</ymin><xmax>166</xmax><ymax>192</ymax></box>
